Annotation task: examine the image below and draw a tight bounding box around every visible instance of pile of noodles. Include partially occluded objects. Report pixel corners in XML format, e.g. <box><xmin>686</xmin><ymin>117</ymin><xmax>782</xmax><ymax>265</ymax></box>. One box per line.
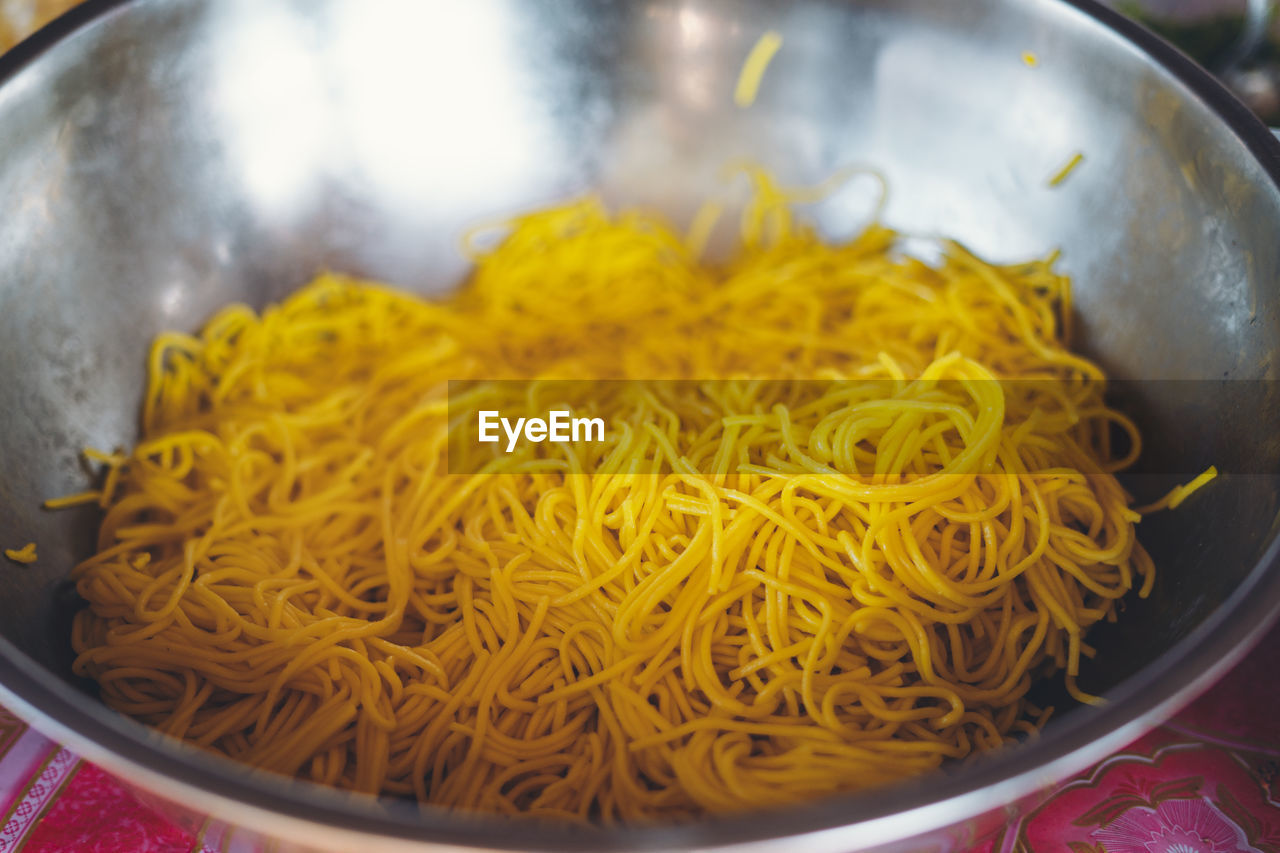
<box><xmin>66</xmin><ymin>171</ymin><xmax>1173</xmax><ymax>821</ymax></box>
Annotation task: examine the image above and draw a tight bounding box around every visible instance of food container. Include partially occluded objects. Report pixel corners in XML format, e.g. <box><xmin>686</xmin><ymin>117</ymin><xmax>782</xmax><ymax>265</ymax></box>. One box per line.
<box><xmin>0</xmin><ymin>0</ymin><xmax>1278</xmax><ymax>849</ymax></box>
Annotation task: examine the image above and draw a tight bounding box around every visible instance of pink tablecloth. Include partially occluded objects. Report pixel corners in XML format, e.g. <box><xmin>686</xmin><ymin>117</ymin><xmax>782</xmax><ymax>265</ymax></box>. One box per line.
<box><xmin>0</xmin><ymin>624</ymin><xmax>1275</xmax><ymax>852</ymax></box>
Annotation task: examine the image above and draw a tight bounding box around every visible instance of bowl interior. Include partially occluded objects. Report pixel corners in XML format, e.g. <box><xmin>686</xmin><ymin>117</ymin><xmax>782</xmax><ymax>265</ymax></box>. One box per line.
<box><xmin>1</xmin><ymin>0</ymin><xmax>1279</xmax><ymax>847</ymax></box>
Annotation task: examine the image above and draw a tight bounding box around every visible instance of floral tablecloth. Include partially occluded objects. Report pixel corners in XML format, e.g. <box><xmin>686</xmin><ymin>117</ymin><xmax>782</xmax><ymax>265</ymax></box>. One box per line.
<box><xmin>970</xmin><ymin>621</ymin><xmax>1280</xmax><ymax>853</ymax></box>
<box><xmin>0</xmin><ymin>620</ymin><xmax>1275</xmax><ymax>852</ymax></box>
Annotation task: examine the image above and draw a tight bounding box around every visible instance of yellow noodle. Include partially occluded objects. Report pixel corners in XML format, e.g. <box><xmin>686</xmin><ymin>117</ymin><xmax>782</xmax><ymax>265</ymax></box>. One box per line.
<box><xmin>734</xmin><ymin>31</ymin><xmax>784</xmax><ymax>108</ymax></box>
<box><xmin>1136</xmin><ymin>466</ymin><xmax>1218</xmax><ymax>513</ymax></box>
<box><xmin>65</xmin><ymin>171</ymin><xmax>1189</xmax><ymax>821</ymax></box>
<box><xmin>44</xmin><ymin>491</ymin><xmax>103</xmax><ymax>509</ymax></box>
<box><xmin>4</xmin><ymin>542</ymin><xmax>37</xmax><ymax>564</ymax></box>
<box><xmin>1048</xmin><ymin>152</ymin><xmax>1085</xmax><ymax>187</ymax></box>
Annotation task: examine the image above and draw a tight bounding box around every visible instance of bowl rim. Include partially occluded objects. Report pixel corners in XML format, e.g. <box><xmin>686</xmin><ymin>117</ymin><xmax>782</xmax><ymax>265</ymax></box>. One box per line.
<box><xmin>0</xmin><ymin>0</ymin><xmax>1278</xmax><ymax>850</ymax></box>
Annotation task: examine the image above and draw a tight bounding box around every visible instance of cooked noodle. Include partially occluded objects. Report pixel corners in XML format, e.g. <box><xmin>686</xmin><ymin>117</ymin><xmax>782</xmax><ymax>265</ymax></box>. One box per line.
<box><xmin>4</xmin><ymin>542</ymin><xmax>37</xmax><ymax>564</ymax></box>
<box><xmin>68</xmin><ymin>171</ymin><xmax>1189</xmax><ymax>820</ymax></box>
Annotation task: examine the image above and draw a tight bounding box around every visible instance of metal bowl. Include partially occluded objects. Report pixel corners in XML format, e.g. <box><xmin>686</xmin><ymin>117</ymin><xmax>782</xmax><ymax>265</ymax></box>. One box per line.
<box><xmin>1</xmin><ymin>0</ymin><xmax>1279</xmax><ymax>850</ymax></box>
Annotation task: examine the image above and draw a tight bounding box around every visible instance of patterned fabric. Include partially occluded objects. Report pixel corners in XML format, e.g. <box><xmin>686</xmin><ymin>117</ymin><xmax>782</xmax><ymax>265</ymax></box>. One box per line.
<box><xmin>0</xmin><ymin>622</ymin><xmax>1273</xmax><ymax>851</ymax></box>
<box><xmin>997</xmin><ymin>622</ymin><xmax>1280</xmax><ymax>853</ymax></box>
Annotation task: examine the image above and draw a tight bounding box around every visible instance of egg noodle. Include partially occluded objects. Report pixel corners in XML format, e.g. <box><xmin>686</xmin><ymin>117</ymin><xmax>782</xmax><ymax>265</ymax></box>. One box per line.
<box><xmin>4</xmin><ymin>542</ymin><xmax>37</xmax><ymax>564</ymax></box>
<box><xmin>65</xmin><ymin>169</ymin><xmax>1210</xmax><ymax>820</ymax></box>
<box><xmin>734</xmin><ymin>30</ymin><xmax>784</xmax><ymax>108</ymax></box>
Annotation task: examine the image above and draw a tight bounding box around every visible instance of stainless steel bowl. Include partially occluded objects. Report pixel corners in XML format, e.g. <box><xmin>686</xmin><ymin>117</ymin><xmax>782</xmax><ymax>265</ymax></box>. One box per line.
<box><xmin>1</xmin><ymin>0</ymin><xmax>1279</xmax><ymax>850</ymax></box>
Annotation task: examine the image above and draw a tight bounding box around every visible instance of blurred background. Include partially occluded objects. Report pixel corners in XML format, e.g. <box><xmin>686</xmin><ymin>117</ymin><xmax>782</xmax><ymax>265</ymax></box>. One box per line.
<box><xmin>1109</xmin><ymin>0</ymin><xmax>1279</xmax><ymax>121</ymax></box>
<box><xmin>0</xmin><ymin>0</ymin><xmax>70</xmax><ymax>52</ymax></box>
<box><xmin>1</xmin><ymin>0</ymin><xmax>1277</xmax><ymax>122</ymax></box>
